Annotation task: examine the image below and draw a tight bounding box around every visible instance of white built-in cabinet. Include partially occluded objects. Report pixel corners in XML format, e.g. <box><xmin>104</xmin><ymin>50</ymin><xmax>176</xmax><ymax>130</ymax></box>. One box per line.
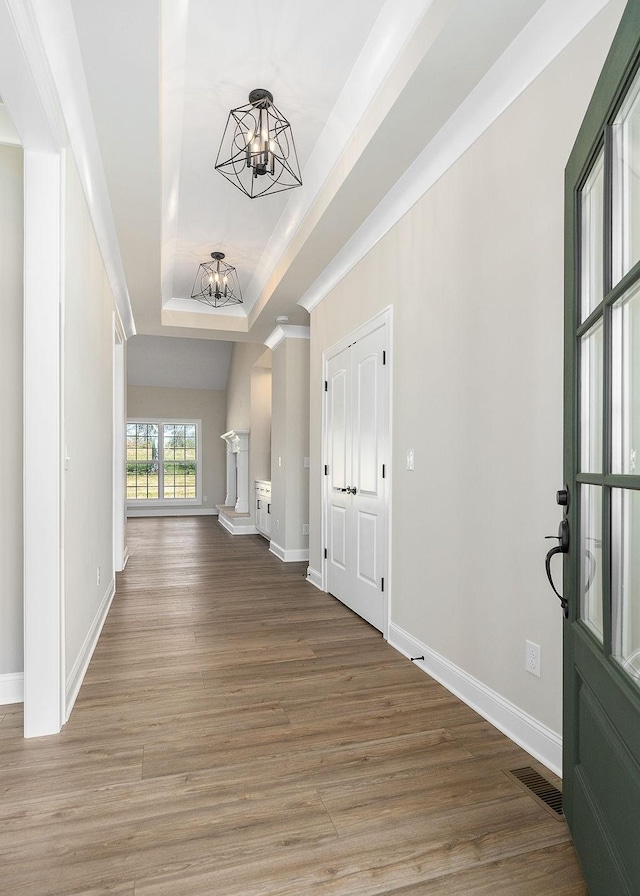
<box><xmin>255</xmin><ymin>480</ymin><xmax>272</xmax><ymax>539</ymax></box>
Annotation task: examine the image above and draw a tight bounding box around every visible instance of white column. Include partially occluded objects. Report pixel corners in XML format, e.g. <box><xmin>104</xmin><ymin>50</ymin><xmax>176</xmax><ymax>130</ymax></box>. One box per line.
<box><xmin>221</xmin><ymin>430</ymin><xmax>250</xmax><ymax>512</ymax></box>
<box><xmin>221</xmin><ymin>432</ymin><xmax>237</xmax><ymax>506</ymax></box>
<box><xmin>113</xmin><ymin>323</ymin><xmax>127</xmax><ymax>571</ymax></box>
<box><xmin>23</xmin><ymin>150</ymin><xmax>64</xmax><ymax>737</ymax></box>
<box><xmin>235</xmin><ymin>431</ymin><xmax>250</xmax><ymax>513</ymax></box>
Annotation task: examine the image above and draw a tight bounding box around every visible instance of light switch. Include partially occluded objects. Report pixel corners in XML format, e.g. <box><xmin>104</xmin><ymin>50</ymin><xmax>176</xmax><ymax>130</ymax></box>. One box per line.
<box><xmin>406</xmin><ymin>448</ymin><xmax>414</xmax><ymax>471</ymax></box>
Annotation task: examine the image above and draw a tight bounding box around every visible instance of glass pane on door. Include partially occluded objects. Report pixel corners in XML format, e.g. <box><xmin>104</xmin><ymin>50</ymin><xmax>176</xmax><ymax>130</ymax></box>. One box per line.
<box><xmin>580</xmin><ymin>484</ymin><xmax>604</xmax><ymax>642</ymax></box>
<box><xmin>612</xmin><ymin>280</ymin><xmax>640</xmax><ymax>473</ymax></box>
<box><xmin>613</xmin><ymin>67</ymin><xmax>640</xmax><ymax>284</ymax></box>
<box><xmin>580</xmin><ymin>319</ymin><xmax>604</xmax><ymax>473</ymax></box>
<box><xmin>580</xmin><ymin>149</ymin><xmax>604</xmax><ymax>321</ymax></box>
<box><xmin>612</xmin><ymin>488</ymin><xmax>640</xmax><ymax>685</ymax></box>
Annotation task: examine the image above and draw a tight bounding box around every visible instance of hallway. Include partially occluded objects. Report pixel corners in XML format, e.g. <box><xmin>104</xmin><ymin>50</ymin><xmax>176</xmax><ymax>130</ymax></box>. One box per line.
<box><xmin>1</xmin><ymin>517</ymin><xmax>586</xmax><ymax>894</ymax></box>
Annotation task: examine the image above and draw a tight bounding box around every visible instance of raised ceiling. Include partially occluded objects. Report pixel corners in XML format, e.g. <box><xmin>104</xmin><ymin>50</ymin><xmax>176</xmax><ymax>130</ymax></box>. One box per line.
<box><xmin>65</xmin><ymin>0</ymin><xmax>591</xmax><ymax>347</ymax></box>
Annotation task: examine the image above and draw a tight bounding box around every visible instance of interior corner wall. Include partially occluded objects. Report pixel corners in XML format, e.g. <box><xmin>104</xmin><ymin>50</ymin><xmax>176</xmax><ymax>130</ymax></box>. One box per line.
<box><xmin>285</xmin><ymin>339</ymin><xmax>310</xmax><ymax>552</ymax></box>
<box><xmin>309</xmin><ymin>5</ymin><xmax>622</xmax><ymax>739</ymax></box>
<box><xmin>270</xmin><ymin>342</ymin><xmax>286</xmax><ymax>545</ymax></box>
<box><xmin>127</xmin><ymin>385</ymin><xmax>227</xmax><ymax>509</ymax></box>
<box><xmin>63</xmin><ymin>153</ymin><xmax>116</xmax><ymax>690</ymax></box>
<box><xmin>226</xmin><ymin>341</ymin><xmax>272</xmax><ymax>518</ymax></box>
<box><xmin>271</xmin><ymin>338</ymin><xmax>310</xmax><ymax>554</ymax></box>
<box><xmin>251</xmin><ymin>367</ymin><xmax>272</xmax><ymax>483</ymax></box>
<box><xmin>0</xmin><ymin>143</ymin><xmax>24</xmax><ymax>680</ymax></box>
<box><xmin>226</xmin><ymin>342</ymin><xmax>266</xmax><ymax>432</ymax></box>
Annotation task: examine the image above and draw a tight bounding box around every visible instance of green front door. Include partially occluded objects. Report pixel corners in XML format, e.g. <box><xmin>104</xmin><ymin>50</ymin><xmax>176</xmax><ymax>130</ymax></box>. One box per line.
<box><xmin>564</xmin><ymin>3</ymin><xmax>640</xmax><ymax>893</ymax></box>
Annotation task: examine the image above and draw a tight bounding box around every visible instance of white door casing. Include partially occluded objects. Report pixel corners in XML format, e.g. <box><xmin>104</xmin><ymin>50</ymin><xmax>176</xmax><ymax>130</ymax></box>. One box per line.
<box><xmin>323</xmin><ymin>309</ymin><xmax>391</xmax><ymax>635</ymax></box>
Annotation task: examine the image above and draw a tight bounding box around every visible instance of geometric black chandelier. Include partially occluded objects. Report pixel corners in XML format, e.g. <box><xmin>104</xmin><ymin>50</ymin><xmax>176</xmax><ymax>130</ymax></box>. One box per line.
<box><xmin>214</xmin><ymin>88</ymin><xmax>302</xmax><ymax>199</ymax></box>
<box><xmin>190</xmin><ymin>252</ymin><xmax>243</xmax><ymax>308</ymax></box>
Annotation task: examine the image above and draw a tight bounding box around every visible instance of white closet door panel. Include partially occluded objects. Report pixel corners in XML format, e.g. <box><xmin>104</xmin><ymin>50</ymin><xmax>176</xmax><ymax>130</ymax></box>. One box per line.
<box><xmin>355</xmin><ymin>351</ymin><xmax>379</xmax><ymax>496</ymax></box>
<box><xmin>326</xmin><ymin>349</ymin><xmax>352</xmax><ymax>603</ymax></box>
<box><xmin>329</xmin><ymin>366</ymin><xmax>349</xmax><ymax>492</ymax></box>
<box><xmin>356</xmin><ymin>510</ymin><xmax>378</xmax><ymax>586</ymax></box>
<box><xmin>329</xmin><ymin>504</ymin><xmax>348</xmax><ymax>570</ymax></box>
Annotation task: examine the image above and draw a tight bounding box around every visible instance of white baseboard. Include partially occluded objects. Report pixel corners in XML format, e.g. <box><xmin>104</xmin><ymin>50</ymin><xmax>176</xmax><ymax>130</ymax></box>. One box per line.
<box><xmin>65</xmin><ymin>577</ymin><xmax>116</xmax><ymax>721</ymax></box>
<box><xmin>388</xmin><ymin>622</ymin><xmax>562</xmax><ymax>776</ymax></box>
<box><xmin>269</xmin><ymin>541</ymin><xmax>310</xmax><ymax>563</ymax></box>
<box><xmin>218</xmin><ymin>514</ymin><xmax>258</xmax><ymax>536</ymax></box>
<box><xmin>306</xmin><ymin>567</ymin><xmax>324</xmax><ymax>590</ymax></box>
<box><xmin>127</xmin><ymin>506</ymin><xmax>219</xmax><ymax>518</ymax></box>
<box><xmin>0</xmin><ymin>672</ymin><xmax>24</xmax><ymax>705</ymax></box>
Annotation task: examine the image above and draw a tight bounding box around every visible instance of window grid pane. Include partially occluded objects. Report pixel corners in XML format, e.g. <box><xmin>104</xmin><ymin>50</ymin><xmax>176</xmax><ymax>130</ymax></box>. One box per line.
<box><xmin>580</xmin><ymin>319</ymin><xmax>604</xmax><ymax>474</ymax></box>
<box><xmin>128</xmin><ymin>421</ymin><xmax>198</xmax><ymax>501</ymax></box>
<box><xmin>612</xmin><ymin>280</ymin><xmax>640</xmax><ymax>474</ymax></box>
<box><xmin>612</xmin><ymin>488</ymin><xmax>640</xmax><ymax>687</ymax></box>
<box><xmin>580</xmin><ymin>484</ymin><xmax>604</xmax><ymax>643</ymax></box>
<box><xmin>613</xmin><ymin>67</ymin><xmax>640</xmax><ymax>285</ymax></box>
<box><xmin>580</xmin><ymin>149</ymin><xmax>605</xmax><ymax>321</ymax></box>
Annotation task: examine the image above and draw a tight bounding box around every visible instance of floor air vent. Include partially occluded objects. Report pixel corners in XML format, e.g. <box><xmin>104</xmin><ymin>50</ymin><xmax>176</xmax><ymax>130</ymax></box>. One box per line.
<box><xmin>503</xmin><ymin>766</ymin><xmax>564</xmax><ymax>819</ymax></box>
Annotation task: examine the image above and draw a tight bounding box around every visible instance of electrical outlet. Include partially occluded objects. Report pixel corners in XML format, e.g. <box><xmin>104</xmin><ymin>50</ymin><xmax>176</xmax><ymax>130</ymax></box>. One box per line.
<box><xmin>96</xmin><ymin>566</ymin><xmax>101</xmax><ymax>586</ymax></box>
<box><xmin>525</xmin><ymin>640</ymin><xmax>541</xmax><ymax>678</ymax></box>
<box><xmin>303</xmin><ymin>523</ymin><xmax>309</xmax><ymax>535</ymax></box>
<box><xmin>203</xmin><ymin>495</ymin><xmax>208</xmax><ymax>502</ymax></box>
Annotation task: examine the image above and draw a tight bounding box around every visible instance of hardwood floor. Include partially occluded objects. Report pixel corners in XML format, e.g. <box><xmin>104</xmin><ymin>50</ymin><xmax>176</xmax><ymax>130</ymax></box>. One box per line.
<box><xmin>0</xmin><ymin>516</ymin><xmax>587</xmax><ymax>895</ymax></box>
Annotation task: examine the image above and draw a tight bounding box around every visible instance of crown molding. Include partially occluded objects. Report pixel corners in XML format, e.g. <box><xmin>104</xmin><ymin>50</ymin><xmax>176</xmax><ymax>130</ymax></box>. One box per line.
<box><xmin>298</xmin><ymin>0</ymin><xmax>612</xmax><ymax>314</ymax></box>
<box><xmin>264</xmin><ymin>324</ymin><xmax>311</xmax><ymax>350</ymax></box>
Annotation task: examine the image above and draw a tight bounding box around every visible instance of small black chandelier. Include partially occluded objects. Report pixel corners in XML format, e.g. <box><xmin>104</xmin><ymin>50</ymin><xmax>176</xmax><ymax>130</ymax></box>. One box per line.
<box><xmin>190</xmin><ymin>252</ymin><xmax>243</xmax><ymax>308</ymax></box>
<box><xmin>215</xmin><ymin>88</ymin><xmax>302</xmax><ymax>199</ymax></box>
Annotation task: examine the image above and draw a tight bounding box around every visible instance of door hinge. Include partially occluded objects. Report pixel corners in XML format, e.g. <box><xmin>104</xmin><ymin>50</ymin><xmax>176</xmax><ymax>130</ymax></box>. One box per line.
<box><xmin>324</xmin><ymin>548</ymin><xmax>328</xmax><ymax>559</ymax></box>
<box><xmin>382</xmin><ymin>350</ymin><xmax>386</xmax><ymax>365</ymax></box>
<box><xmin>381</xmin><ymin>577</ymin><xmax>385</xmax><ymax>592</ymax></box>
<box><xmin>382</xmin><ymin>464</ymin><xmax>386</xmax><ymax>479</ymax></box>
<box><xmin>324</xmin><ymin>380</ymin><xmax>328</xmax><ymax>391</ymax></box>
<box><xmin>324</xmin><ymin>464</ymin><xmax>329</xmax><ymax>476</ymax></box>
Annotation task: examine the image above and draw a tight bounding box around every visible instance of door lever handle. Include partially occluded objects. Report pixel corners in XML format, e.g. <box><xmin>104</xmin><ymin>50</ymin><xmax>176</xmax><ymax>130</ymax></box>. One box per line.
<box><xmin>348</xmin><ymin>486</ymin><xmax>357</xmax><ymax>494</ymax></box>
<box><xmin>545</xmin><ymin>519</ymin><xmax>569</xmax><ymax>618</ymax></box>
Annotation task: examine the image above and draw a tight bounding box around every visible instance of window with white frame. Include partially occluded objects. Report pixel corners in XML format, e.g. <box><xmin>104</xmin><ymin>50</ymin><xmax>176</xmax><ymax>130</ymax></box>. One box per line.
<box><xmin>126</xmin><ymin>420</ymin><xmax>201</xmax><ymax>502</ymax></box>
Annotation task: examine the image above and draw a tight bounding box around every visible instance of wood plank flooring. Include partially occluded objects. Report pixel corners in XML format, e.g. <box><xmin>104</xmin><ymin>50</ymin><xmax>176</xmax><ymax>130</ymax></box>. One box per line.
<box><xmin>0</xmin><ymin>516</ymin><xmax>588</xmax><ymax>895</ymax></box>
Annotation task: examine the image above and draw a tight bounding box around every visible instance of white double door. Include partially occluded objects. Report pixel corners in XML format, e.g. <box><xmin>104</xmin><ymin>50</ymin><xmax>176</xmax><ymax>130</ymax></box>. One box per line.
<box><xmin>325</xmin><ymin>319</ymin><xmax>389</xmax><ymax>633</ymax></box>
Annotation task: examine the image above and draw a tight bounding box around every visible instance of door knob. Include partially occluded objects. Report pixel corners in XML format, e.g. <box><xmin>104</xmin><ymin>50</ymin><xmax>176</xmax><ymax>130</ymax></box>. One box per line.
<box><xmin>545</xmin><ymin>518</ymin><xmax>569</xmax><ymax>618</ymax></box>
<box><xmin>349</xmin><ymin>486</ymin><xmax>357</xmax><ymax>494</ymax></box>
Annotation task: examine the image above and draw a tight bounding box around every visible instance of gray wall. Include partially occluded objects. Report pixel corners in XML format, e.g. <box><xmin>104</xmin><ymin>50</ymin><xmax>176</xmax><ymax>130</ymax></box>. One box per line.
<box><xmin>127</xmin><ymin>385</ymin><xmax>227</xmax><ymax>510</ymax></box>
<box><xmin>271</xmin><ymin>337</ymin><xmax>310</xmax><ymax>554</ymax></box>
<box><xmin>309</xmin><ymin>5</ymin><xmax>621</xmax><ymax>737</ymax></box>
<box><xmin>226</xmin><ymin>342</ymin><xmax>272</xmax><ymax>519</ymax></box>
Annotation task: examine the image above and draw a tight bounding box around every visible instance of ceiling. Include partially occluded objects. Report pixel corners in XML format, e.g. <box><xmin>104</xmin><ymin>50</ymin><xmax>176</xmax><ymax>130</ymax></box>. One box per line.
<box><xmin>64</xmin><ymin>0</ymin><xmax>555</xmax><ymax>350</ymax></box>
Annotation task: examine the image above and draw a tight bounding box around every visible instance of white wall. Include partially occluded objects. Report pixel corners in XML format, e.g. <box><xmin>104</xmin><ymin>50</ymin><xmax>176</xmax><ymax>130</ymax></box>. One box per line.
<box><xmin>0</xmin><ymin>143</ymin><xmax>23</xmax><ymax>684</ymax></box>
<box><xmin>309</xmin><ymin>6</ymin><xmax>622</xmax><ymax>749</ymax></box>
<box><xmin>64</xmin><ymin>153</ymin><xmax>116</xmax><ymax>693</ymax></box>
<box><xmin>127</xmin><ymin>385</ymin><xmax>227</xmax><ymax>511</ymax></box>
